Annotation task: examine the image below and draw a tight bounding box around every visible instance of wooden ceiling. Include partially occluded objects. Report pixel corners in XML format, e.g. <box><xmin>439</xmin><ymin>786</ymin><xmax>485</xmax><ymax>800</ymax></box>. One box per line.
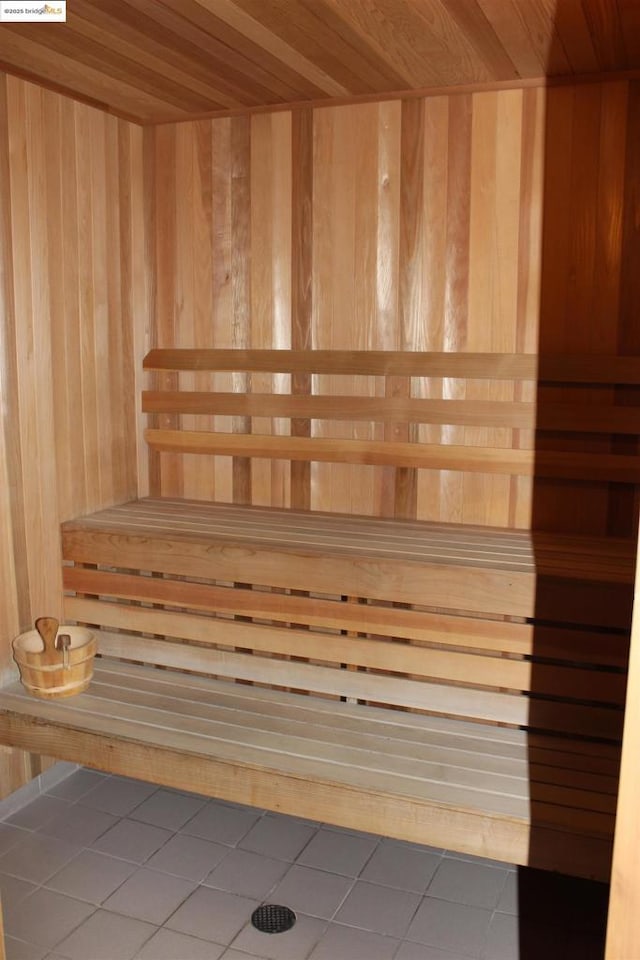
<box><xmin>1</xmin><ymin>0</ymin><xmax>639</xmax><ymax>124</ymax></box>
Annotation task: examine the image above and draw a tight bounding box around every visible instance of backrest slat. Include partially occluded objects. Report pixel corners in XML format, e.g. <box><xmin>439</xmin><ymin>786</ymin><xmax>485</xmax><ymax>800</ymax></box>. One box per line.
<box><xmin>144</xmin><ymin>349</ymin><xmax>640</xmax><ymax>383</ymax></box>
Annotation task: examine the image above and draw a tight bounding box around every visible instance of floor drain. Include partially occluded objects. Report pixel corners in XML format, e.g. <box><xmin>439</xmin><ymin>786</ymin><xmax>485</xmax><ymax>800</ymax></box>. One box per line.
<box><xmin>251</xmin><ymin>904</ymin><xmax>297</xmax><ymax>934</ymax></box>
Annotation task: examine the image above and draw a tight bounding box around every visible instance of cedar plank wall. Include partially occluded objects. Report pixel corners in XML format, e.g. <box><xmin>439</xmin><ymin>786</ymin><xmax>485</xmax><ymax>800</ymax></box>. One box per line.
<box><xmin>0</xmin><ymin>74</ymin><xmax>638</xmax><ymax>797</ymax></box>
<box><xmin>147</xmin><ymin>80</ymin><xmax>638</xmax><ymax>536</ymax></box>
<box><xmin>0</xmin><ymin>74</ymin><xmax>148</xmax><ymax>796</ymax></box>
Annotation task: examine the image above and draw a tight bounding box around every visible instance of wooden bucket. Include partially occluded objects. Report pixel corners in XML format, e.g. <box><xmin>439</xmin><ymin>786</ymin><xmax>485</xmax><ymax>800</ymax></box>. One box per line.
<box><xmin>12</xmin><ymin>625</ymin><xmax>96</xmax><ymax>699</ymax></box>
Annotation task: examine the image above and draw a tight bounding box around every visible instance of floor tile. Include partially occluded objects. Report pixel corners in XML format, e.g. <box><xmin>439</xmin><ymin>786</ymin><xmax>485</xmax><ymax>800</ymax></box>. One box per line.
<box><xmin>129</xmin><ymin>788</ymin><xmax>206</xmax><ymax>831</ymax></box>
<box><xmin>4</xmin><ymin>938</ymin><xmax>48</xmax><ymax>960</ymax></box>
<box><xmin>269</xmin><ymin>864</ymin><xmax>353</xmax><ymax>920</ymax></box>
<box><xmin>238</xmin><ymin>815</ymin><xmax>316</xmax><ymax>861</ymax></box>
<box><xmin>395</xmin><ymin>944</ymin><xmax>473</xmax><ymax>960</ymax></box>
<box><xmin>0</xmin><ymin>825</ymin><xmax>31</xmax><ymax>857</ymax></box>
<box><xmin>406</xmin><ymin>898</ymin><xmax>492</xmax><ymax>958</ymax></box>
<box><xmin>91</xmin><ymin>818</ymin><xmax>172</xmax><ymax>863</ymax></box>
<box><xmin>38</xmin><ymin>804</ymin><xmax>117</xmax><ymax>846</ymax></box>
<box><xmin>220</xmin><ymin>951</ymin><xmax>270</xmax><ymax>960</ymax></box>
<box><xmin>102</xmin><ymin>867</ymin><xmax>197</xmax><ymax>924</ymax></box>
<box><xmin>5</xmin><ymin>797</ymin><xmax>71</xmax><ymax>832</ymax></box>
<box><xmin>45</xmin><ymin>769</ymin><xmax>106</xmax><ymax>802</ymax></box>
<box><xmin>78</xmin><ymin>777</ymin><xmax>158</xmax><ymax>817</ymax></box>
<box><xmin>483</xmin><ymin>913</ymin><xmax>523</xmax><ymax>960</ymax></box>
<box><xmin>166</xmin><ymin>886</ymin><xmax>259</xmax><ymax>945</ymax></box>
<box><xmin>0</xmin><ymin>833</ymin><xmax>82</xmax><ymax>884</ymax></box>
<box><xmin>231</xmin><ymin>912</ymin><xmax>327</xmax><ymax>960</ymax></box>
<box><xmin>444</xmin><ymin>850</ymin><xmax>515</xmax><ymax>870</ymax></box>
<box><xmin>0</xmin><ymin>873</ymin><xmax>37</xmax><ymax>912</ymax></box>
<box><xmin>427</xmin><ymin>858</ymin><xmax>509</xmax><ymax>910</ymax></box>
<box><xmin>360</xmin><ymin>839</ymin><xmax>442</xmax><ymax>892</ymax></box>
<box><xmin>6</xmin><ymin>888</ymin><xmax>95</xmax><ymax>949</ymax></box>
<box><xmin>53</xmin><ymin>909</ymin><xmax>157</xmax><ymax>960</ymax></box>
<box><xmin>204</xmin><ymin>848</ymin><xmax>289</xmax><ymax>899</ymax></box>
<box><xmin>135</xmin><ymin>928</ymin><xmax>226</xmax><ymax>959</ymax></box>
<box><xmin>308</xmin><ymin>921</ymin><xmax>399</xmax><ymax>959</ymax></box>
<box><xmin>496</xmin><ymin>871</ymin><xmax>518</xmax><ymax>915</ymax></box>
<box><xmin>146</xmin><ymin>833</ymin><xmax>229</xmax><ymax>881</ymax></box>
<box><xmin>334</xmin><ymin>880</ymin><xmax>421</xmax><ymax>939</ymax></box>
<box><xmin>45</xmin><ymin>850</ymin><xmax>137</xmax><ymax>904</ymax></box>
<box><xmin>296</xmin><ymin>827</ymin><xmax>378</xmax><ymax>877</ymax></box>
<box><xmin>181</xmin><ymin>802</ymin><xmax>261</xmax><ymax>847</ymax></box>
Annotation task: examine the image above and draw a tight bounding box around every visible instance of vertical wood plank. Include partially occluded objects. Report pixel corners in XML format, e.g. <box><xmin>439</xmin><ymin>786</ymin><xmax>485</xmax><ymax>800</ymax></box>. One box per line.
<box><xmin>0</xmin><ymin>73</ymin><xmax>145</xmax><ymax>794</ymax></box>
<box><xmin>231</xmin><ymin>116</ymin><xmax>252</xmax><ymax>505</ymax></box>
<box><xmin>391</xmin><ymin>97</ymin><xmax>424</xmax><ymax>519</ymax></box>
<box><xmin>291</xmin><ymin>108</ymin><xmax>313</xmax><ymax>511</ymax></box>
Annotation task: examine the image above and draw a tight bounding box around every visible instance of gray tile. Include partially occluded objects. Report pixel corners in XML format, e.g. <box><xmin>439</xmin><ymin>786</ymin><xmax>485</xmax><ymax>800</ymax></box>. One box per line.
<box><xmin>395</xmin><ymin>944</ymin><xmax>473</xmax><ymax>960</ymax></box>
<box><xmin>0</xmin><ymin>875</ymin><xmax>38</xmax><ymax>918</ymax></box>
<box><xmin>129</xmin><ymin>789</ymin><xmax>206</xmax><ymax>831</ymax></box>
<box><xmin>181</xmin><ymin>802</ymin><xmax>261</xmax><ymax>847</ymax></box>
<box><xmin>296</xmin><ymin>827</ymin><xmax>378</xmax><ymax>877</ymax></box>
<box><xmin>102</xmin><ymin>867</ymin><xmax>197</xmax><ymax>924</ymax></box>
<box><xmin>45</xmin><ymin>769</ymin><xmax>106</xmax><ymax>802</ymax></box>
<box><xmin>5</xmin><ymin>797</ymin><xmax>71</xmax><ymax>832</ymax></box>
<box><xmin>78</xmin><ymin>777</ymin><xmax>157</xmax><ymax>817</ymax></box>
<box><xmin>268</xmin><ymin>865</ymin><xmax>353</xmax><ymax>920</ymax></box>
<box><xmin>231</xmin><ymin>913</ymin><xmax>327</xmax><ymax>960</ymax></box>
<box><xmin>38</xmin><ymin>804</ymin><xmax>117</xmax><ymax>846</ymax></box>
<box><xmin>220</xmin><ymin>951</ymin><xmax>270</xmax><ymax>960</ymax></box>
<box><xmin>0</xmin><ymin>825</ymin><xmax>31</xmax><ymax>857</ymax></box>
<box><xmin>0</xmin><ymin>833</ymin><xmax>82</xmax><ymax>883</ymax></box>
<box><xmin>136</xmin><ymin>928</ymin><xmax>225</xmax><ymax>959</ymax></box>
<box><xmin>204</xmin><ymin>848</ymin><xmax>289</xmax><ymax>899</ymax></box>
<box><xmin>426</xmin><ymin>858</ymin><xmax>509</xmax><ymax>910</ymax></box>
<box><xmin>4</xmin><ymin>938</ymin><xmax>48</xmax><ymax>960</ymax></box>
<box><xmin>239</xmin><ymin>815</ymin><xmax>316</xmax><ymax>861</ymax></box>
<box><xmin>166</xmin><ymin>886</ymin><xmax>259</xmax><ymax>945</ymax></box>
<box><xmin>334</xmin><ymin>881</ymin><xmax>421</xmax><ymax>939</ymax></box>
<box><xmin>444</xmin><ymin>850</ymin><xmax>515</xmax><ymax>870</ymax></box>
<box><xmin>45</xmin><ymin>850</ymin><xmax>137</xmax><ymax>904</ymax></box>
<box><xmin>496</xmin><ymin>871</ymin><xmax>518</xmax><ymax>915</ymax></box>
<box><xmin>6</xmin><ymin>888</ymin><xmax>95</xmax><ymax>949</ymax></box>
<box><xmin>360</xmin><ymin>839</ymin><xmax>441</xmax><ymax>892</ymax></box>
<box><xmin>54</xmin><ymin>909</ymin><xmax>156</xmax><ymax>960</ymax></box>
<box><xmin>308</xmin><ymin>922</ymin><xmax>399</xmax><ymax>959</ymax></box>
<box><xmin>146</xmin><ymin>833</ymin><xmax>229</xmax><ymax>881</ymax></box>
<box><xmin>482</xmin><ymin>913</ymin><xmax>519</xmax><ymax>960</ymax></box>
<box><xmin>407</xmin><ymin>898</ymin><xmax>492</xmax><ymax>957</ymax></box>
<box><xmin>91</xmin><ymin>818</ymin><xmax>172</xmax><ymax>863</ymax></box>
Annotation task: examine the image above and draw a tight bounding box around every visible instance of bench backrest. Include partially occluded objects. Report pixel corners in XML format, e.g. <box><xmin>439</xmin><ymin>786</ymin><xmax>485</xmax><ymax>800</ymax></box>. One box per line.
<box><xmin>142</xmin><ymin>349</ymin><xmax>640</xmax><ymax>517</ymax></box>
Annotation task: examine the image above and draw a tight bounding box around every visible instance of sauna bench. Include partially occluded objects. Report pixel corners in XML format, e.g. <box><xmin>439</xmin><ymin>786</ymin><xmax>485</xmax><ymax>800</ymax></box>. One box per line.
<box><xmin>0</xmin><ymin>496</ymin><xmax>633</xmax><ymax>882</ymax></box>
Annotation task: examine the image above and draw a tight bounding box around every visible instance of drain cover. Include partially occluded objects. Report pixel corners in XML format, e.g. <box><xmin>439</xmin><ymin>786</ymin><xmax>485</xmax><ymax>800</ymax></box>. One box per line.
<box><xmin>251</xmin><ymin>904</ymin><xmax>297</xmax><ymax>934</ymax></box>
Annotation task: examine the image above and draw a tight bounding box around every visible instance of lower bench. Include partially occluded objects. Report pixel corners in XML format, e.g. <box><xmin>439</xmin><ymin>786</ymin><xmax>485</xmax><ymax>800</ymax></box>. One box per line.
<box><xmin>0</xmin><ymin>497</ymin><xmax>633</xmax><ymax>882</ymax></box>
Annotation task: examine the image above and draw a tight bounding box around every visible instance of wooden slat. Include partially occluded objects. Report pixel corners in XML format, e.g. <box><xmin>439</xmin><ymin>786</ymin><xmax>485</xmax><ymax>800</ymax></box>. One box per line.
<box><xmin>144</xmin><ymin>428</ymin><xmax>640</xmax><ymax>482</ymax></box>
<box><xmin>143</xmin><ymin>348</ymin><xmax>640</xmax><ymax>383</ymax></box>
<box><xmin>0</xmin><ymin>660</ymin><xmax>619</xmax><ymax>833</ymax></box>
<box><xmin>63</xmin><ymin>595</ymin><xmax>626</xmax><ymax>705</ymax></box>
<box><xmin>62</xmin><ymin>566</ymin><xmax>630</xmax><ymax>667</ymax></box>
<box><xmin>143</xmin><ymin>390</ymin><xmax>640</xmax><ymax>434</ymax></box>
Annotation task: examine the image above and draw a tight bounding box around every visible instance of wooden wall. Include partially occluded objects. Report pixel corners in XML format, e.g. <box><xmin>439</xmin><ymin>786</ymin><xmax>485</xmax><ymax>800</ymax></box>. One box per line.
<box><xmin>0</xmin><ymin>74</ymin><xmax>147</xmax><ymax>795</ymax></box>
<box><xmin>147</xmin><ymin>79</ymin><xmax>639</xmax><ymax>534</ymax></box>
<box><xmin>1</xmin><ymin>73</ymin><xmax>638</xmax><ymax>793</ymax></box>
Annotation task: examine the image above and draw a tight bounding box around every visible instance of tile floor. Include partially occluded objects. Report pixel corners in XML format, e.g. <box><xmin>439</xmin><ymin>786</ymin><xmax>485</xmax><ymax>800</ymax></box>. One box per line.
<box><xmin>0</xmin><ymin>767</ymin><xmax>608</xmax><ymax>960</ymax></box>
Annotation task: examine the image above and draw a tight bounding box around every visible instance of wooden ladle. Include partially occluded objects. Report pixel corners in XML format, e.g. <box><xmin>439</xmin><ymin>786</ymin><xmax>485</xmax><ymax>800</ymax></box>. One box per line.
<box><xmin>35</xmin><ymin>616</ymin><xmax>59</xmax><ymax>655</ymax></box>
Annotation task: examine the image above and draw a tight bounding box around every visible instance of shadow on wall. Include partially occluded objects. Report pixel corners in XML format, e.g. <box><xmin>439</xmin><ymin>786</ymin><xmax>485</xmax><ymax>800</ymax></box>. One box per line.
<box><xmin>524</xmin><ymin>29</ymin><xmax>640</xmax><ymax>960</ymax></box>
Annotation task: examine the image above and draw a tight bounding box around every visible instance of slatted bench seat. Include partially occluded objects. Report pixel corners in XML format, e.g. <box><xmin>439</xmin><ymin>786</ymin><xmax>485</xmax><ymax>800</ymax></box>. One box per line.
<box><xmin>0</xmin><ymin>349</ymin><xmax>637</xmax><ymax>883</ymax></box>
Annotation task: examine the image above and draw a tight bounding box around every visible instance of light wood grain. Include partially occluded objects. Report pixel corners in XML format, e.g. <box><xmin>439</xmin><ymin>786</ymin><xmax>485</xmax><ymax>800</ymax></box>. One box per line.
<box><xmin>2</xmin><ymin>2</ymin><xmax>640</xmax><ymax>123</ymax></box>
<box><xmin>0</xmin><ymin>660</ymin><xmax>617</xmax><ymax>879</ymax></box>
<box><xmin>0</xmin><ymin>75</ymin><xmax>147</xmax><ymax>795</ymax></box>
